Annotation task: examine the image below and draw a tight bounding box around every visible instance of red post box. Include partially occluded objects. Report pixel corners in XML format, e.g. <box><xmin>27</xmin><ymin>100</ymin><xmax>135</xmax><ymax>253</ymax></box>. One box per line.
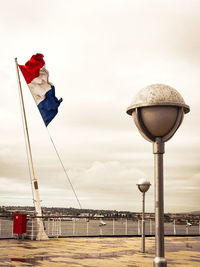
<box><xmin>13</xmin><ymin>213</ymin><xmax>27</xmax><ymax>235</ymax></box>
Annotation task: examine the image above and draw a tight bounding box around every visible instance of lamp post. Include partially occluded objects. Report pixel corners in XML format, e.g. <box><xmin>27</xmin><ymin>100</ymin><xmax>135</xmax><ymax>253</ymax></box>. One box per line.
<box><xmin>137</xmin><ymin>178</ymin><xmax>151</xmax><ymax>253</ymax></box>
<box><xmin>126</xmin><ymin>84</ymin><xmax>190</xmax><ymax>267</ymax></box>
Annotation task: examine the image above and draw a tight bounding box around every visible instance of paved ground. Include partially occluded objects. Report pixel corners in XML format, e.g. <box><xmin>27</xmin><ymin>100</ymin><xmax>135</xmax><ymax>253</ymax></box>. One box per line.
<box><xmin>0</xmin><ymin>237</ymin><xmax>199</xmax><ymax>266</ymax></box>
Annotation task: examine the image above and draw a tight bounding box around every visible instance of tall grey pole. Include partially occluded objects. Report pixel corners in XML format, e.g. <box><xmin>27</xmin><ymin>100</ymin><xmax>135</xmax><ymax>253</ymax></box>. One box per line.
<box><xmin>127</xmin><ymin>84</ymin><xmax>190</xmax><ymax>266</ymax></box>
<box><xmin>142</xmin><ymin>192</ymin><xmax>145</xmax><ymax>253</ymax></box>
<box><xmin>153</xmin><ymin>138</ymin><xmax>167</xmax><ymax>267</ymax></box>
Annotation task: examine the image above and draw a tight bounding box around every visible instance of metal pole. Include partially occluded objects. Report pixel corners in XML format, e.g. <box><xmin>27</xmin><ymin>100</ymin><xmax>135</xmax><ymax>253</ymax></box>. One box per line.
<box><xmin>15</xmin><ymin>58</ymin><xmax>48</xmax><ymax>241</ymax></box>
<box><xmin>142</xmin><ymin>192</ymin><xmax>145</xmax><ymax>253</ymax></box>
<box><xmin>153</xmin><ymin>138</ymin><xmax>167</xmax><ymax>267</ymax></box>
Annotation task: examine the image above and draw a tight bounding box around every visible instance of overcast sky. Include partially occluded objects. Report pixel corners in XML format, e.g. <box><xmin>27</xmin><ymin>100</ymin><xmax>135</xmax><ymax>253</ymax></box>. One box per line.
<box><xmin>0</xmin><ymin>0</ymin><xmax>199</xmax><ymax>213</ymax></box>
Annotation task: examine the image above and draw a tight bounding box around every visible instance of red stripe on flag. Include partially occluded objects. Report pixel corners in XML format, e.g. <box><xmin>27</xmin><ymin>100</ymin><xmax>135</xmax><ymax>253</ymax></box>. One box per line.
<box><xmin>19</xmin><ymin>53</ymin><xmax>45</xmax><ymax>84</ymax></box>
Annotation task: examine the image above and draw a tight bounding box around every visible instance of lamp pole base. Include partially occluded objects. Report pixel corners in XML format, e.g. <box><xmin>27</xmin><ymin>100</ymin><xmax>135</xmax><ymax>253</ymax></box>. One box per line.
<box><xmin>153</xmin><ymin>257</ymin><xmax>167</xmax><ymax>267</ymax></box>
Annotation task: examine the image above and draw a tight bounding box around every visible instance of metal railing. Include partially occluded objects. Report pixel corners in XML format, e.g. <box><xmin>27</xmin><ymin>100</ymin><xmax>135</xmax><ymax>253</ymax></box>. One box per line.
<box><xmin>0</xmin><ymin>215</ymin><xmax>199</xmax><ymax>239</ymax></box>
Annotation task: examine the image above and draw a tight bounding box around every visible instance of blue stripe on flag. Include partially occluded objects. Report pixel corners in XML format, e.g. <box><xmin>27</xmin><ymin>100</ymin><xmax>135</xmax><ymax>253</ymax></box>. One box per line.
<box><xmin>38</xmin><ymin>86</ymin><xmax>63</xmax><ymax>126</ymax></box>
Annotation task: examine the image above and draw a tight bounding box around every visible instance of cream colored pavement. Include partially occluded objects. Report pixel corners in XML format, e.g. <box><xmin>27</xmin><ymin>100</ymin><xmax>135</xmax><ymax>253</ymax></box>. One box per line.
<box><xmin>0</xmin><ymin>237</ymin><xmax>199</xmax><ymax>266</ymax></box>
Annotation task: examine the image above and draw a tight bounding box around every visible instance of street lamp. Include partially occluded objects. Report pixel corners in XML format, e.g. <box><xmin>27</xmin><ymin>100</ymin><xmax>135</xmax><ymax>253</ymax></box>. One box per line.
<box><xmin>127</xmin><ymin>84</ymin><xmax>190</xmax><ymax>267</ymax></box>
<box><xmin>137</xmin><ymin>178</ymin><xmax>151</xmax><ymax>253</ymax></box>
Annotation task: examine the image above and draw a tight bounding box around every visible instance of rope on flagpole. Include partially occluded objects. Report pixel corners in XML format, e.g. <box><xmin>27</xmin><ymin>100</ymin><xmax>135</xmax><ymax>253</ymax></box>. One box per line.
<box><xmin>46</xmin><ymin>127</ymin><xmax>82</xmax><ymax>209</ymax></box>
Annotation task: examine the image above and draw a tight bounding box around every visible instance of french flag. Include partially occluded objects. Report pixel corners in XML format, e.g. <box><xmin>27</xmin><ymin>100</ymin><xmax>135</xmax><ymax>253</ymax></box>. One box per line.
<box><xmin>19</xmin><ymin>53</ymin><xmax>63</xmax><ymax>126</ymax></box>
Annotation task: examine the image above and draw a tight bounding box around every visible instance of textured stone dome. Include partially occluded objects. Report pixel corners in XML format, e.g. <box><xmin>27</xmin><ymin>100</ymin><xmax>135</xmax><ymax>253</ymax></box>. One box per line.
<box><xmin>127</xmin><ymin>84</ymin><xmax>190</xmax><ymax>115</ymax></box>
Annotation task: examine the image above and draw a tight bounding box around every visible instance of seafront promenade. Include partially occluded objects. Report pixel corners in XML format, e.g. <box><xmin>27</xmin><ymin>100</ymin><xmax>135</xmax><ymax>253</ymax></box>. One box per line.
<box><xmin>0</xmin><ymin>236</ymin><xmax>199</xmax><ymax>266</ymax></box>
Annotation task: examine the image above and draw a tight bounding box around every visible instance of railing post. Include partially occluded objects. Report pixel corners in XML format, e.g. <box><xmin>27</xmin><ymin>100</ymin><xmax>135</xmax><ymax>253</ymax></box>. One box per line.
<box><xmin>0</xmin><ymin>220</ymin><xmax>1</xmax><ymax>238</ymax></box>
<box><xmin>138</xmin><ymin>219</ymin><xmax>141</xmax><ymax>235</ymax></box>
<box><xmin>73</xmin><ymin>219</ymin><xmax>75</xmax><ymax>236</ymax></box>
<box><xmin>59</xmin><ymin>218</ymin><xmax>62</xmax><ymax>236</ymax></box>
<box><xmin>54</xmin><ymin>218</ymin><xmax>56</xmax><ymax>237</ymax></box>
<box><xmin>55</xmin><ymin>218</ymin><xmax>57</xmax><ymax>236</ymax></box>
<box><xmin>47</xmin><ymin>218</ymin><xmax>50</xmax><ymax>235</ymax></box>
<box><xmin>11</xmin><ymin>220</ymin><xmax>14</xmax><ymax>238</ymax></box>
<box><xmin>186</xmin><ymin>220</ymin><xmax>189</xmax><ymax>235</ymax></box>
<box><xmin>199</xmin><ymin>220</ymin><xmax>200</xmax><ymax>235</ymax></box>
<box><xmin>99</xmin><ymin>220</ymin><xmax>102</xmax><ymax>236</ymax></box>
<box><xmin>150</xmin><ymin>219</ymin><xmax>152</xmax><ymax>235</ymax></box>
<box><xmin>173</xmin><ymin>219</ymin><xmax>176</xmax><ymax>235</ymax></box>
<box><xmin>50</xmin><ymin>218</ymin><xmax>53</xmax><ymax>235</ymax></box>
<box><xmin>113</xmin><ymin>219</ymin><xmax>115</xmax><ymax>235</ymax></box>
<box><xmin>125</xmin><ymin>218</ymin><xmax>128</xmax><ymax>235</ymax></box>
<box><xmin>53</xmin><ymin>218</ymin><xmax>55</xmax><ymax>236</ymax></box>
<box><xmin>86</xmin><ymin>220</ymin><xmax>89</xmax><ymax>236</ymax></box>
<box><xmin>31</xmin><ymin>218</ymin><xmax>34</xmax><ymax>240</ymax></box>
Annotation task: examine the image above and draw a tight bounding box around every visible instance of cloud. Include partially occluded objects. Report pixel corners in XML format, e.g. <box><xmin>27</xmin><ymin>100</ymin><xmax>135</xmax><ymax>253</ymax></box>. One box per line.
<box><xmin>0</xmin><ymin>0</ymin><xmax>199</xmax><ymax>213</ymax></box>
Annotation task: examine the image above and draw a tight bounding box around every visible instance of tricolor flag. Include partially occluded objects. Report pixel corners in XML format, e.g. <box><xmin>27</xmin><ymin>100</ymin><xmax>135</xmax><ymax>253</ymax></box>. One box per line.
<box><xmin>19</xmin><ymin>53</ymin><xmax>63</xmax><ymax>126</ymax></box>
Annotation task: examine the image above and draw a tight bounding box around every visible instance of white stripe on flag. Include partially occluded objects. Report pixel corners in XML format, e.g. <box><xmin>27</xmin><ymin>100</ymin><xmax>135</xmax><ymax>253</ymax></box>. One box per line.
<box><xmin>28</xmin><ymin>67</ymin><xmax>53</xmax><ymax>105</ymax></box>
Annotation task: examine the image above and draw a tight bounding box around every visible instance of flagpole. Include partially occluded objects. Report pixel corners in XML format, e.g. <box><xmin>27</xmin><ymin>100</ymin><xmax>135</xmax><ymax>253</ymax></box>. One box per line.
<box><xmin>15</xmin><ymin>58</ymin><xmax>48</xmax><ymax>240</ymax></box>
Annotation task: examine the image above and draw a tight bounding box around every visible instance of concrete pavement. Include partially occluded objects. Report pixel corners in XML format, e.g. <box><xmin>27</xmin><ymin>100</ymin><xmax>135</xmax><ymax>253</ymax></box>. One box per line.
<box><xmin>0</xmin><ymin>236</ymin><xmax>199</xmax><ymax>266</ymax></box>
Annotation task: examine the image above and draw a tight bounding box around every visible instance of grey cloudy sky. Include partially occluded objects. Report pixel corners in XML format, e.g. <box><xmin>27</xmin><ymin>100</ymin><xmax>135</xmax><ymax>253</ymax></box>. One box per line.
<box><xmin>0</xmin><ymin>0</ymin><xmax>199</xmax><ymax>213</ymax></box>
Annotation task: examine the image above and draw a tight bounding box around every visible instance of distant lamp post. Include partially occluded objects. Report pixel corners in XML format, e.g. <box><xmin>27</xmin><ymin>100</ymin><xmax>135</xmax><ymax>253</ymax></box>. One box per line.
<box><xmin>127</xmin><ymin>84</ymin><xmax>190</xmax><ymax>267</ymax></box>
<box><xmin>137</xmin><ymin>178</ymin><xmax>151</xmax><ymax>253</ymax></box>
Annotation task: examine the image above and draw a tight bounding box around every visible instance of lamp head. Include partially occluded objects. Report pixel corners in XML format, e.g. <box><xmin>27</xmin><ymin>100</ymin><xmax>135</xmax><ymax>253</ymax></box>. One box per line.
<box><xmin>127</xmin><ymin>84</ymin><xmax>190</xmax><ymax>142</ymax></box>
<box><xmin>137</xmin><ymin>178</ymin><xmax>151</xmax><ymax>193</ymax></box>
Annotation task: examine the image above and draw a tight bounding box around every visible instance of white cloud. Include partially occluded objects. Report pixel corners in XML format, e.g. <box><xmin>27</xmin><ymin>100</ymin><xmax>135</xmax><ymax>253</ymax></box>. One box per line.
<box><xmin>0</xmin><ymin>0</ymin><xmax>199</xmax><ymax>212</ymax></box>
